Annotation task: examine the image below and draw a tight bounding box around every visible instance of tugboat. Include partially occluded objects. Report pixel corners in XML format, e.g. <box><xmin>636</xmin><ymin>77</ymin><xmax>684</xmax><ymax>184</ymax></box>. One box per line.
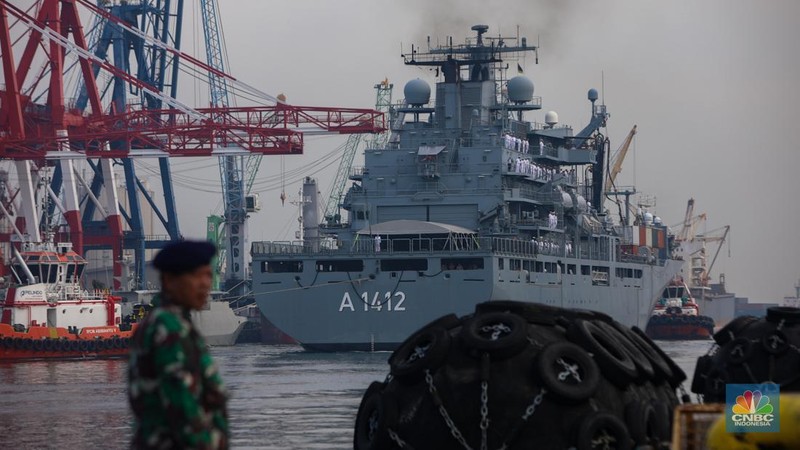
<box><xmin>645</xmin><ymin>278</ymin><xmax>714</xmax><ymax>340</ymax></box>
<box><xmin>0</xmin><ymin>240</ymin><xmax>133</xmax><ymax>360</ymax></box>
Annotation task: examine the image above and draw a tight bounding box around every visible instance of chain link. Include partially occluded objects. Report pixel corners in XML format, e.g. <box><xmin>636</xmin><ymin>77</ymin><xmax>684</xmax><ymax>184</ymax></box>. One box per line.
<box><xmin>388</xmin><ymin>428</ymin><xmax>408</xmax><ymax>449</ymax></box>
<box><xmin>480</xmin><ymin>323</ymin><xmax>511</xmax><ymax>341</ymax></box>
<box><xmin>425</xmin><ymin>370</ymin><xmax>474</xmax><ymax>450</ymax></box>
<box><xmin>521</xmin><ymin>388</ymin><xmax>547</xmax><ymax>421</ymax></box>
<box><xmin>556</xmin><ymin>358</ymin><xmax>582</xmax><ymax>383</ymax></box>
<box><xmin>407</xmin><ymin>343</ymin><xmax>430</xmax><ymax>363</ymax></box>
<box><xmin>480</xmin><ymin>381</ymin><xmax>489</xmax><ymax>450</ymax></box>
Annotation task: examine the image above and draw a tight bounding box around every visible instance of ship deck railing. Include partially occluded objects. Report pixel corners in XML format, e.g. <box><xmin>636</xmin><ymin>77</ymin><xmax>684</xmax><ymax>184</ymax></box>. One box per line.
<box><xmin>252</xmin><ymin>237</ymin><xmax>667</xmax><ymax>266</ymax></box>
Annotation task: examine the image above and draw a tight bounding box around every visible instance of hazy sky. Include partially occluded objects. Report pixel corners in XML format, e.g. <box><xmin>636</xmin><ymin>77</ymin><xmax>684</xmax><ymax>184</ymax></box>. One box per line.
<box><xmin>167</xmin><ymin>0</ymin><xmax>797</xmax><ymax>302</ymax></box>
<box><xmin>6</xmin><ymin>1</ymin><xmax>799</xmax><ymax>301</ymax></box>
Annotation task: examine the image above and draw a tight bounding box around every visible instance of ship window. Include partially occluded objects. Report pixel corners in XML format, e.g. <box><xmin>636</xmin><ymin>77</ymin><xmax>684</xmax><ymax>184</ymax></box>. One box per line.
<box><xmin>535</xmin><ymin>261</ymin><xmax>543</xmax><ymax>273</ymax></box>
<box><xmin>355</xmin><ymin>210</ymin><xmax>370</xmax><ymax>220</ymax></box>
<box><xmin>261</xmin><ymin>260</ymin><xmax>303</xmax><ymax>273</ymax></box>
<box><xmin>616</xmin><ymin>268</ymin><xmax>635</xmax><ymax>278</ymax></box>
<box><xmin>381</xmin><ymin>259</ymin><xmax>428</xmax><ymax>271</ymax></box>
<box><xmin>316</xmin><ymin>260</ymin><xmax>363</xmax><ymax>272</ymax></box>
<box><xmin>510</xmin><ymin>259</ymin><xmax>521</xmax><ymax>270</ymax></box>
<box><xmin>522</xmin><ymin>260</ymin><xmax>531</xmax><ymax>271</ymax></box>
<box><xmin>567</xmin><ymin>264</ymin><xmax>576</xmax><ymax>275</ymax></box>
<box><xmin>442</xmin><ymin>257</ymin><xmax>484</xmax><ymax>271</ymax></box>
<box><xmin>634</xmin><ymin>270</ymin><xmax>643</xmax><ymax>279</ymax></box>
<box><xmin>581</xmin><ymin>265</ymin><xmax>591</xmax><ymax>276</ymax></box>
<box><xmin>498</xmin><ymin>258</ymin><xmax>504</xmax><ymax>270</ymax></box>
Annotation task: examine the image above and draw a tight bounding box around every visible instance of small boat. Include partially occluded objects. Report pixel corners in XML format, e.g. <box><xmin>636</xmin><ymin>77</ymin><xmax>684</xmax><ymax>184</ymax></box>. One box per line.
<box><xmin>0</xmin><ymin>241</ymin><xmax>133</xmax><ymax>361</ymax></box>
<box><xmin>120</xmin><ymin>291</ymin><xmax>248</xmax><ymax>346</ymax></box>
<box><xmin>645</xmin><ymin>278</ymin><xmax>715</xmax><ymax>340</ymax></box>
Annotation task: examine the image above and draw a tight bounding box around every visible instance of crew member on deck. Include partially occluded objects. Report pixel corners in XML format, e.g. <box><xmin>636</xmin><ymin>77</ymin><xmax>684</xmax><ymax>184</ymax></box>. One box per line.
<box><xmin>128</xmin><ymin>240</ymin><xmax>229</xmax><ymax>450</ymax></box>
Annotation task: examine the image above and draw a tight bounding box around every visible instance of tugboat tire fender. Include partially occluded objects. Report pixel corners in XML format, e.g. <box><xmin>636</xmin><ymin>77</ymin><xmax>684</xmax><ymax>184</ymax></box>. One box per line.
<box><xmin>460</xmin><ymin>312</ymin><xmax>528</xmax><ymax>360</ymax></box>
<box><xmin>389</xmin><ymin>326</ymin><xmax>451</xmax><ymax>383</ymax></box>
<box><xmin>535</xmin><ymin>341</ymin><xmax>600</xmax><ymax>402</ymax></box>
<box><xmin>32</xmin><ymin>339</ymin><xmax>44</xmax><ymax>352</ymax></box>
<box><xmin>566</xmin><ymin>319</ymin><xmax>637</xmax><ymax>386</ymax></box>
<box><xmin>353</xmin><ymin>382</ymin><xmax>397</xmax><ymax>450</ymax></box>
<box><xmin>575</xmin><ymin>411</ymin><xmax>632</xmax><ymax>450</ymax></box>
<box><xmin>21</xmin><ymin>338</ymin><xmax>33</xmax><ymax>350</ymax></box>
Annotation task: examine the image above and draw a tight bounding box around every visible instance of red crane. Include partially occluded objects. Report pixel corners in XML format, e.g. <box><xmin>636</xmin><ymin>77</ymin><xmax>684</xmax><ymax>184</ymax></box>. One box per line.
<box><xmin>0</xmin><ymin>0</ymin><xmax>384</xmax><ymax>287</ymax></box>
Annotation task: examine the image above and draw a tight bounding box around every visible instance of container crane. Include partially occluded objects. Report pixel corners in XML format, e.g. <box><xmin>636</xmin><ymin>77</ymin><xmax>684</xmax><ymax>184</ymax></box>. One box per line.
<box><xmin>323</xmin><ymin>79</ymin><xmax>393</xmax><ymax>226</ymax></box>
<box><xmin>603</xmin><ymin>124</ymin><xmax>637</xmax><ymax>224</ymax></box>
<box><xmin>0</xmin><ymin>0</ymin><xmax>384</xmax><ymax>289</ymax></box>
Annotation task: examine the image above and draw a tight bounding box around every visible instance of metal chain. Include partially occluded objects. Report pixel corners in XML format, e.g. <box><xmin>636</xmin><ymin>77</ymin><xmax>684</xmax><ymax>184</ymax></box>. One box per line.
<box><xmin>556</xmin><ymin>358</ymin><xmax>582</xmax><ymax>383</ymax></box>
<box><xmin>388</xmin><ymin>428</ymin><xmax>408</xmax><ymax>449</ymax></box>
<box><xmin>521</xmin><ymin>388</ymin><xmax>547</xmax><ymax>421</ymax></box>
<box><xmin>480</xmin><ymin>381</ymin><xmax>489</xmax><ymax>450</ymax></box>
<box><xmin>591</xmin><ymin>429</ymin><xmax>617</xmax><ymax>449</ymax></box>
<box><xmin>425</xmin><ymin>370</ymin><xmax>474</xmax><ymax>450</ymax></box>
<box><xmin>407</xmin><ymin>343</ymin><xmax>430</xmax><ymax>363</ymax></box>
<box><xmin>497</xmin><ymin>388</ymin><xmax>547</xmax><ymax>450</ymax></box>
<box><xmin>480</xmin><ymin>323</ymin><xmax>511</xmax><ymax>341</ymax></box>
<box><xmin>777</xmin><ymin>318</ymin><xmax>785</xmax><ymax>331</ymax></box>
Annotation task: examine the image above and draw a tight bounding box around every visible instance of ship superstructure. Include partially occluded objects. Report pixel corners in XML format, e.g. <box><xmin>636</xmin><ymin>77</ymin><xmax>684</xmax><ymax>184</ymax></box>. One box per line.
<box><xmin>252</xmin><ymin>25</ymin><xmax>684</xmax><ymax>350</ymax></box>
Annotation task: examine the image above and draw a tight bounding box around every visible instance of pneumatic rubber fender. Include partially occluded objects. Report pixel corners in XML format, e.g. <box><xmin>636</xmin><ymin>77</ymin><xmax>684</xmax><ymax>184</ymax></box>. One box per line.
<box><xmin>389</xmin><ymin>326</ymin><xmax>451</xmax><ymax>384</ymax></box>
<box><xmin>534</xmin><ymin>341</ymin><xmax>601</xmax><ymax>402</ymax></box>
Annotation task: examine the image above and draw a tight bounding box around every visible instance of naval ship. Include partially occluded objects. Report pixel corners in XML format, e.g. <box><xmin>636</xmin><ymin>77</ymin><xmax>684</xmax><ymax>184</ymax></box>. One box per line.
<box><xmin>251</xmin><ymin>25</ymin><xmax>684</xmax><ymax>351</ymax></box>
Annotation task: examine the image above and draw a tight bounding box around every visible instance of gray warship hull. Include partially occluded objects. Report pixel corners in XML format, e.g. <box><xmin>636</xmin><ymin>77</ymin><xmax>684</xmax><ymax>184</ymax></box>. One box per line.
<box><xmin>253</xmin><ymin>241</ymin><xmax>683</xmax><ymax>351</ymax></box>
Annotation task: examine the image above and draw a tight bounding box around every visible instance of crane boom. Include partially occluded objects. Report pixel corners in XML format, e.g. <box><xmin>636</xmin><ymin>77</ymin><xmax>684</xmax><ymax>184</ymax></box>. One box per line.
<box><xmin>604</xmin><ymin>124</ymin><xmax>637</xmax><ymax>193</ymax></box>
<box><xmin>323</xmin><ymin>79</ymin><xmax>393</xmax><ymax>225</ymax></box>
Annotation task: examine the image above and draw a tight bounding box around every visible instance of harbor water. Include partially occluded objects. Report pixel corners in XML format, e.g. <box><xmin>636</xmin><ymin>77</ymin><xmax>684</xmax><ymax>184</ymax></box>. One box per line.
<box><xmin>0</xmin><ymin>341</ymin><xmax>711</xmax><ymax>449</ymax></box>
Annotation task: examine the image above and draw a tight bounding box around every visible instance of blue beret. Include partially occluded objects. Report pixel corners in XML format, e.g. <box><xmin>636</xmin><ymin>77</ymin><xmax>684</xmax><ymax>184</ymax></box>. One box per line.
<box><xmin>153</xmin><ymin>240</ymin><xmax>217</xmax><ymax>274</ymax></box>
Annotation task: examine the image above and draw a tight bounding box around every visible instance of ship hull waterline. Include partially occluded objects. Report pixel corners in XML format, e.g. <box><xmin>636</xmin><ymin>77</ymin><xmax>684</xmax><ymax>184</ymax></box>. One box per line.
<box><xmin>255</xmin><ymin>254</ymin><xmax>683</xmax><ymax>351</ymax></box>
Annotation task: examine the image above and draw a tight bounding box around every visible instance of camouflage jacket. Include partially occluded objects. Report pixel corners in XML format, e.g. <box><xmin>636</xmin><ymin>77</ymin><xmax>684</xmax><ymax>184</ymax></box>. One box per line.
<box><xmin>128</xmin><ymin>302</ymin><xmax>229</xmax><ymax>449</ymax></box>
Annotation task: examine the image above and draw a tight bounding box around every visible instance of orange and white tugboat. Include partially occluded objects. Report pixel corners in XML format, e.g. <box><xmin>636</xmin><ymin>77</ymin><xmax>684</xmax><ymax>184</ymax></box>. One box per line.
<box><xmin>0</xmin><ymin>241</ymin><xmax>133</xmax><ymax>360</ymax></box>
<box><xmin>645</xmin><ymin>278</ymin><xmax>715</xmax><ymax>340</ymax></box>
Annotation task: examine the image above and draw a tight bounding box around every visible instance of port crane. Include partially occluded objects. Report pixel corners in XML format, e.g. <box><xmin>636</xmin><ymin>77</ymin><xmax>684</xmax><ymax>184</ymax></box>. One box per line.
<box><xmin>0</xmin><ymin>0</ymin><xmax>384</xmax><ymax>289</ymax></box>
<box><xmin>603</xmin><ymin>124</ymin><xmax>637</xmax><ymax>224</ymax></box>
<box><xmin>672</xmin><ymin>199</ymin><xmax>731</xmax><ymax>297</ymax></box>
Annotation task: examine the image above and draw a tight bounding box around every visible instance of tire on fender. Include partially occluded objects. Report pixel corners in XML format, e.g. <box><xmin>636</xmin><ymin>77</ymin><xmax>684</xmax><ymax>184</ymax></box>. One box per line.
<box><xmin>460</xmin><ymin>312</ymin><xmax>528</xmax><ymax>360</ymax></box>
<box><xmin>353</xmin><ymin>382</ymin><xmax>397</xmax><ymax>450</ymax></box>
<box><xmin>567</xmin><ymin>319</ymin><xmax>637</xmax><ymax>387</ymax></box>
<box><xmin>535</xmin><ymin>341</ymin><xmax>600</xmax><ymax>402</ymax></box>
<box><xmin>389</xmin><ymin>326</ymin><xmax>451</xmax><ymax>384</ymax></box>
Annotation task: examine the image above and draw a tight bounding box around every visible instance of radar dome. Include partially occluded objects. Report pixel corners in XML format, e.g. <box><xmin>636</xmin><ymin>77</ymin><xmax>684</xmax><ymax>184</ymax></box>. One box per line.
<box><xmin>545</xmin><ymin>111</ymin><xmax>559</xmax><ymax>126</ymax></box>
<box><xmin>644</xmin><ymin>212</ymin><xmax>654</xmax><ymax>226</ymax></box>
<box><xmin>404</xmin><ymin>79</ymin><xmax>431</xmax><ymax>106</ymax></box>
<box><xmin>654</xmin><ymin>216</ymin><xmax>662</xmax><ymax>225</ymax></box>
<box><xmin>588</xmin><ymin>88</ymin><xmax>599</xmax><ymax>102</ymax></box>
<box><xmin>507</xmin><ymin>76</ymin><xmax>534</xmax><ymax>103</ymax></box>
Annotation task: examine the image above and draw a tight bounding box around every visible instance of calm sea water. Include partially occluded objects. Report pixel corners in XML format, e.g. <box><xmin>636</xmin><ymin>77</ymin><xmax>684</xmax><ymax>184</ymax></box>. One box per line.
<box><xmin>0</xmin><ymin>341</ymin><xmax>712</xmax><ymax>449</ymax></box>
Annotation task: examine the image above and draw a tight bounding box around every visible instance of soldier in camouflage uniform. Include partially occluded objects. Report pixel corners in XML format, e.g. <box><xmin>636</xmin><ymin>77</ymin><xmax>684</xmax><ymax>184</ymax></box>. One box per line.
<box><xmin>128</xmin><ymin>241</ymin><xmax>229</xmax><ymax>449</ymax></box>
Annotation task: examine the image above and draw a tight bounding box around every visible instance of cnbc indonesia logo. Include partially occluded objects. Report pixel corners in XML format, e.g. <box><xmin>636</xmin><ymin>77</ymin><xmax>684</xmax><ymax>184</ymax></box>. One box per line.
<box><xmin>727</xmin><ymin>385</ymin><xmax>780</xmax><ymax>433</ymax></box>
